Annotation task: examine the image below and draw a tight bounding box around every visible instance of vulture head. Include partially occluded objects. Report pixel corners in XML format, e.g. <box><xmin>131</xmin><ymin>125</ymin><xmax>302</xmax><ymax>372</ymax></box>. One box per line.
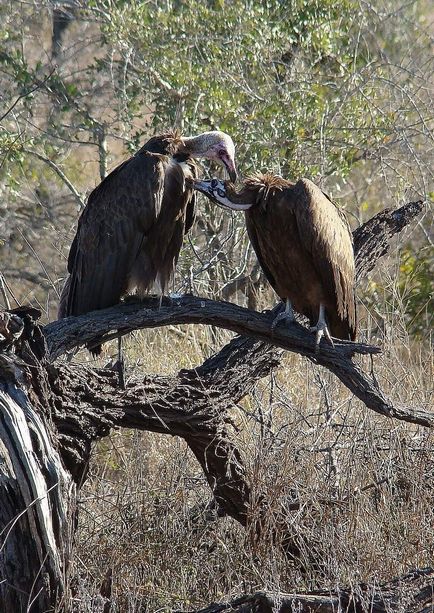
<box><xmin>182</xmin><ymin>132</ymin><xmax>237</xmax><ymax>182</ymax></box>
<box><xmin>194</xmin><ymin>174</ymin><xmax>289</xmax><ymax>209</ymax></box>
<box><xmin>193</xmin><ymin>178</ymin><xmax>255</xmax><ymax>210</ymax></box>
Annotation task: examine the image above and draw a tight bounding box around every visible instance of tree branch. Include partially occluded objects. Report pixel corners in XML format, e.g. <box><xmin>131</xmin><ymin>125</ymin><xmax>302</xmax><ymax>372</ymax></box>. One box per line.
<box><xmin>42</xmin><ymin>330</ymin><xmax>283</xmax><ymax>521</ymax></box>
<box><xmin>0</xmin><ymin>68</ymin><xmax>56</xmax><ymax>123</ymax></box>
<box><xmin>352</xmin><ymin>199</ymin><xmax>425</xmax><ymax>283</ymax></box>
<box><xmin>0</xmin><ymin>198</ymin><xmax>428</xmax><ymax>610</ymax></box>
<box><xmin>42</xmin><ymin>199</ymin><xmax>430</xmax><ymax>429</ymax></box>
<box><xmin>23</xmin><ymin>149</ymin><xmax>85</xmax><ymax>210</ymax></box>
<box><xmin>182</xmin><ymin>567</ymin><xmax>434</xmax><ymax>613</ymax></box>
<box><xmin>45</xmin><ymin>295</ymin><xmax>380</xmax><ymax>360</ymax></box>
<box><xmin>42</xmin><ymin>295</ymin><xmax>432</xmax><ymax>429</ymax></box>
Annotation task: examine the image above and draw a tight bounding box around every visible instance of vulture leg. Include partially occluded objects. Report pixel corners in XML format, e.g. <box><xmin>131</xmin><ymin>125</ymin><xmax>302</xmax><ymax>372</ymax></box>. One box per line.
<box><xmin>271</xmin><ymin>298</ymin><xmax>295</xmax><ymax>330</ymax></box>
<box><xmin>310</xmin><ymin>303</ymin><xmax>334</xmax><ymax>353</ymax></box>
<box><xmin>104</xmin><ymin>337</ymin><xmax>126</xmax><ymax>387</ymax></box>
<box><xmin>115</xmin><ymin>336</ymin><xmax>126</xmax><ymax>389</ymax></box>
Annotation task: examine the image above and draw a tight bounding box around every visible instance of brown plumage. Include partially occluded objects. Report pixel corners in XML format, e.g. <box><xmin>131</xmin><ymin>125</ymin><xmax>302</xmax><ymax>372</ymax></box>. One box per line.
<box><xmin>194</xmin><ymin>173</ymin><xmax>356</xmax><ymax>342</ymax></box>
<box><xmin>58</xmin><ymin>131</ymin><xmax>237</xmax><ymax>353</ymax></box>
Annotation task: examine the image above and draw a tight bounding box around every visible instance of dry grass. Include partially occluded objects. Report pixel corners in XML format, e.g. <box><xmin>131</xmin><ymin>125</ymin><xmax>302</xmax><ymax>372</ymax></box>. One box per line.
<box><xmin>0</xmin><ymin>5</ymin><xmax>432</xmax><ymax>611</ymax></box>
<box><xmin>69</xmin><ymin>288</ymin><xmax>434</xmax><ymax>612</ymax></box>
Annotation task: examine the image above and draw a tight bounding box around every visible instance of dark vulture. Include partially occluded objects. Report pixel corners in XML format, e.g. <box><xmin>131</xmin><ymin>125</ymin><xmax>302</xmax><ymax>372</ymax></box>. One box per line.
<box><xmin>194</xmin><ymin>174</ymin><xmax>356</xmax><ymax>348</ymax></box>
<box><xmin>59</xmin><ymin>131</ymin><xmax>237</xmax><ymax>353</ymax></box>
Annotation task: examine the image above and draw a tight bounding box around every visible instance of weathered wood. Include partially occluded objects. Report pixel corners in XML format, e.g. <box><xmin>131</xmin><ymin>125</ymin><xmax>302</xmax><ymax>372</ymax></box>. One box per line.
<box><xmin>352</xmin><ymin>200</ymin><xmax>425</xmax><ymax>284</ymax></box>
<box><xmin>45</xmin><ymin>331</ymin><xmax>282</xmax><ymax>515</ymax></box>
<box><xmin>0</xmin><ymin>353</ymin><xmax>75</xmax><ymax>612</ymax></box>
<box><xmin>0</xmin><ymin>199</ymin><xmax>428</xmax><ymax>611</ymax></box>
<box><xmin>41</xmin><ymin>295</ymin><xmax>433</xmax><ymax>428</ymax></box>
<box><xmin>45</xmin><ymin>294</ymin><xmax>380</xmax><ymax>360</ymax></box>
<box><xmin>182</xmin><ymin>567</ymin><xmax>434</xmax><ymax>613</ymax></box>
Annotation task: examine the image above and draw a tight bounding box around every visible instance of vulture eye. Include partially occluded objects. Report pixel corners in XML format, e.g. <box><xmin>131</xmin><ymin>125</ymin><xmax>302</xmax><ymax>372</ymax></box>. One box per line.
<box><xmin>210</xmin><ymin>179</ymin><xmax>218</xmax><ymax>189</ymax></box>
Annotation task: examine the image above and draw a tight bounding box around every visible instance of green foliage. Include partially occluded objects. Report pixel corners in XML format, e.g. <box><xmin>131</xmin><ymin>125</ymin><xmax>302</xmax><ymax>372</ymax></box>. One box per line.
<box><xmin>397</xmin><ymin>246</ymin><xmax>433</xmax><ymax>339</ymax></box>
<box><xmin>364</xmin><ymin>244</ymin><xmax>433</xmax><ymax>341</ymax></box>
<box><xmin>93</xmin><ymin>0</ymin><xmax>390</xmax><ymax>176</ymax></box>
<box><xmin>1</xmin><ymin>0</ymin><xmax>430</xmax><ymax>182</ymax></box>
<box><xmin>0</xmin><ymin>0</ymin><xmax>432</xmax><ymax>336</ymax></box>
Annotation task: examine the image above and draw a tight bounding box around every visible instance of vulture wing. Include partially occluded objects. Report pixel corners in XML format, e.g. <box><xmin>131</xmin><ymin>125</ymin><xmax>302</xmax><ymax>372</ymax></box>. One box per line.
<box><xmin>59</xmin><ymin>151</ymin><xmax>166</xmax><ymax>318</ymax></box>
<box><xmin>184</xmin><ymin>161</ymin><xmax>197</xmax><ymax>235</ymax></box>
<box><xmin>291</xmin><ymin>179</ymin><xmax>356</xmax><ymax>339</ymax></box>
<box><xmin>245</xmin><ymin>214</ymin><xmax>278</xmax><ymax>293</ymax></box>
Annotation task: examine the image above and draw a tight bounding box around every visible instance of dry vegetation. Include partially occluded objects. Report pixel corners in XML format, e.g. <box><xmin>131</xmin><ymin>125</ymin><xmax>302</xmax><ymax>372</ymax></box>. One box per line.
<box><xmin>68</xmin><ymin>305</ymin><xmax>433</xmax><ymax>611</ymax></box>
<box><xmin>0</xmin><ymin>2</ymin><xmax>433</xmax><ymax>612</ymax></box>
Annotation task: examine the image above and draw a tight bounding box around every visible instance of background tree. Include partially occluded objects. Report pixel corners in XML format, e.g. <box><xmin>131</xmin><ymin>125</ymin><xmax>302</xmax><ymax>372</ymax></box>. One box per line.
<box><xmin>0</xmin><ymin>0</ymin><xmax>432</xmax><ymax>325</ymax></box>
<box><xmin>0</xmin><ymin>0</ymin><xmax>432</xmax><ymax>610</ymax></box>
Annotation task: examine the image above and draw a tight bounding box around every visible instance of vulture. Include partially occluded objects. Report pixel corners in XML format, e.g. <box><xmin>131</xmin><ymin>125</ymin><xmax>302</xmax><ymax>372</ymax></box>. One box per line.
<box><xmin>194</xmin><ymin>174</ymin><xmax>356</xmax><ymax>348</ymax></box>
<box><xmin>59</xmin><ymin>130</ymin><xmax>237</xmax><ymax>355</ymax></box>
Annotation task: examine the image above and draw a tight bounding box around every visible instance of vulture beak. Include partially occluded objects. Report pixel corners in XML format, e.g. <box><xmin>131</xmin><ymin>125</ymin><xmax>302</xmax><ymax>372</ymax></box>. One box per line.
<box><xmin>193</xmin><ymin>179</ymin><xmax>253</xmax><ymax>211</ymax></box>
<box><xmin>220</xmin><ymin>153</ymin><xmax>237</xmax><ymax>183</ymax></box>
<box><xmin>193</xmin><ymin>179</ymin><xmax>218</xmax><ymax>199</ymax></box>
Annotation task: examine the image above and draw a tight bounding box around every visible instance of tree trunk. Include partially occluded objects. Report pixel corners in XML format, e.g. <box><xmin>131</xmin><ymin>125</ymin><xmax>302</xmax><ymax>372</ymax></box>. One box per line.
<box><xmin>0</xmin><ymin>341</ymin><xmax>75</xmax><ymax>612</ymax></box>
<box><xmin>0</xmin><ymin>200</ymin><xmax>430</xmax><ymax>612</ymax></box>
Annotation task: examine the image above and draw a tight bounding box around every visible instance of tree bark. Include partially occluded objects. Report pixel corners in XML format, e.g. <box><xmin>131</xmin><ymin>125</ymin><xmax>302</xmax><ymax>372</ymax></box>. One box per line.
<box><xmin>0</xmin><ymin>199</ymin><xmax>430</xmax><ymax>612</ymax></box>
<box><xmin>182</xmin><ymin>567</ymin><xmax>434</xmax><ymax>613</ymax></box>
<box><xmin>0</xmin><ymin>345</ymin><xmax>75</xmax><ymax>612</ymax></box>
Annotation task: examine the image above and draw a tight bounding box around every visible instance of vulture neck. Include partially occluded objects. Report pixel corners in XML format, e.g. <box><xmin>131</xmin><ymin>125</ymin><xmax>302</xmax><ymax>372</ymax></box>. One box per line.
<box><xmin>180</xmin><ymin>134</ymin><xmax>211</xmax><ymax>157</ymax></box>
<box><xmin>221</xmin><ymin>185</ymin><xmax>255</xmax><ymax>210</ymax></box>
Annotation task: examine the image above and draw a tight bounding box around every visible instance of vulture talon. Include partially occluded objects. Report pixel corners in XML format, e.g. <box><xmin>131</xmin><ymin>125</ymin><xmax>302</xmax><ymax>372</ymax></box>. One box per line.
<box><xmin>271</xmin><ymin>299</ymin><xmax>295</xmax><ymax>332</ymax></box>
<box><xmin>311</xmin><ymin>304</ymin><xmax>335</xmax><ymax>353</ymax></box>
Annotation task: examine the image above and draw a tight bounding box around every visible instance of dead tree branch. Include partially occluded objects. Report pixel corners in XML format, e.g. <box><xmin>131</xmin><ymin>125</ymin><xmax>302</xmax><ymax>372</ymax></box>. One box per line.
<box><xmin>183</xmin><ymin>567</ymin><xmax>434</xmax><ymax>613</ymax></box>
<box><xmin>42</xmin><ymin>295</ymin><xmax>432</xmax><ymax>429</ymax></box>
<box><xmin>0</xmin><ymin>199</ymin><xmax>428</xmax><ymax>611</ymax></box>
<box><xmin>45</xmin><ymin>332</ymin><xmax>281</xmax><ymax>523</ymax></box>
<box><xmin>44</xmin><ymin>295</ymin><xmax>379</xmax><ymax>360</ymax></box>
<box><xmin>42</xmin><ymin>199</ymin><xmax>430</xmax><ymax>429</ymax></box>
<box><xmin>353</xmin><ymin>200</ymin><xmax>426</xmax><ymax>283</ymax></box>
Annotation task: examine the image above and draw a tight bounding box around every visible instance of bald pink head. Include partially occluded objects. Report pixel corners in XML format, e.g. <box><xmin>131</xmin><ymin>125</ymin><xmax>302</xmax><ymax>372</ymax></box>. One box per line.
<box><xmin>182</xmin><ymin>131</ymin><xmax>237</xmax><ymax>182</ymax></box>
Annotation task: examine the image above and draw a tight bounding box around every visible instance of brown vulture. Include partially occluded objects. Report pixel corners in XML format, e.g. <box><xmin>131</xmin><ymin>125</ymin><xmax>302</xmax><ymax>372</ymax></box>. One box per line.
<box><xmin>58</xmin><ymin>131</ymin><xmax>237</xmax><ymax>355</ymax></box>
<box><xmin>194</xmin><ymin>174</ymin><xmax>356</xmax><ymax>348</ymax></box>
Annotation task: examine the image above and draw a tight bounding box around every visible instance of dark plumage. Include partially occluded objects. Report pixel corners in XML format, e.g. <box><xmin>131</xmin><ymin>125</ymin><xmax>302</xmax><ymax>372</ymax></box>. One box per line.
<box><xmin>194</xmin><ymin>173</ymin><xmax>356</xmax><ymax>344</ymax></box>
<box><xmin>59</xmin><ymin>131</ymin><xmax>237</xmax><ymax>353</ymax></box>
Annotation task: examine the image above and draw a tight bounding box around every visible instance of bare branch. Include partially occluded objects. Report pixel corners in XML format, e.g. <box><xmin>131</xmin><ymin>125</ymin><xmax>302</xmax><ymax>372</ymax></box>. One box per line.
<box><xmin>0</xmin><ymin>273</ymin><xmax>11</xmax><ymax>309</ymax></box>
<box><xmin>44</xmin><ymin>295</ymin><xmax>380</xmax><ymax>360</ymax></box>
<box><xmin>353</xmin><ymin>199</ymin><xmax>425</xmax><ymax>283</ymax></box>
<box><xmin>22</xmin><ymin>149</ymin><xmax>85</xmax><ymax>209</ymax></box>
<box><xmin>182</xmin><ymin>566</ymin><xmax>434</xmax><ymax>613</ymax></box>
<box><xmin>0</xmin><ymin>68</ymin><xmax>56</xmax><ymax>123</ymax></box>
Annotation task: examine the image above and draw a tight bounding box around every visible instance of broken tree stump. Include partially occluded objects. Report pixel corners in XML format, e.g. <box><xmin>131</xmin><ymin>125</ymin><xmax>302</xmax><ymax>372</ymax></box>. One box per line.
<box><xmin>1</xmin><ymin>199</ymin><xmax>431</xmax><ymax>612</ymax></box>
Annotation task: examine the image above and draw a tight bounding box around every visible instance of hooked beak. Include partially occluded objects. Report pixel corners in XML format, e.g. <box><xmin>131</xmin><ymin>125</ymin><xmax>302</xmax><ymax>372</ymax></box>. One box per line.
<box><xmin>220</xmin><ymin>153</ymin><xmax>237</xmax><ymax>183</ymax></box>
<box><xmin>225</xmin><ymin>161</ymin><xmax>237</xmax><ymax>183</ymax></box>
<box><xmin>193</xmin><ymin>179</ymin><xmax>253</xmax><ymax>211</ymax></box>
